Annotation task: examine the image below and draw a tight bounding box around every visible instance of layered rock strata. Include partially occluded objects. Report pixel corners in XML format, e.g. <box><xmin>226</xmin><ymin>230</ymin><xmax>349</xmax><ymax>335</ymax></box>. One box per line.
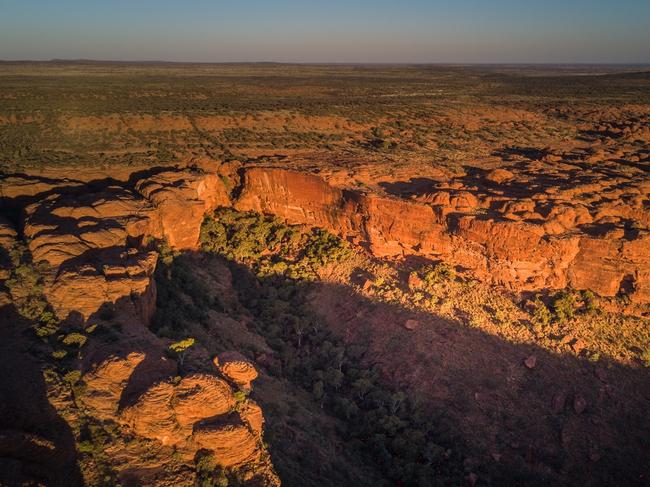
<box><xmin>236</xmin><ymin>167</ymin><xmax>650</xmax><ymax>303</ymax></box>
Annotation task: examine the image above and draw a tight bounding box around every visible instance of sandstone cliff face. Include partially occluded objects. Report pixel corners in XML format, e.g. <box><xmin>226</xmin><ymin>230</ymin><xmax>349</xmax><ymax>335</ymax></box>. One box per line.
<box><xmin>136</xmin><ymin>170</ymin><xmax>230</xmax><ymax>249</ymax></box>
<box><xmin>1</xmin><ymin>160</ymin><xmax>647</xmax><ymax>485</ymax></box>
<box><xmin>3</xmin><ymin>167</ymin><xmax>650</xmax><ymax>304</ymax></box>
<box><xmin>3</xmin><ymin>163</ymin><xmax>649</xmax><ymax>308</ymax></box>
<box><xmin>235</xmin><ymin>167</ymin><xmax>650</xmax><ymax>303</ymax></box>
<box><xmin>0</xmin><ymin>168</ymin><xmax>279</xmax><ymax>486</ymax></box>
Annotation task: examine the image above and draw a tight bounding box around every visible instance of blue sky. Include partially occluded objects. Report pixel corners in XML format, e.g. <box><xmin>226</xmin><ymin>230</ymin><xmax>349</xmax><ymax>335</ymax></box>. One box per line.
<box><xmin>1</xmin><ymin>0</ymin><xmax>649</xmax><ymax>63</ymax></box>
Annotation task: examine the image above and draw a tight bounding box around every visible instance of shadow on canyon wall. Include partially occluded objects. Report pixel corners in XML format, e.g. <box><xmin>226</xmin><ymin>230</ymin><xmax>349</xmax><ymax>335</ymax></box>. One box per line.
<box><xmin>1</xmin><ymin>248</ymin><xmax>648</xmax><ymax>487</ymax></box>
<box><xmin>208</xmin><ymin>254</ymin><xmax>650</xmax><ymax>487</ymax></box>
<box><xmin>0</xmin><ymin>304</ymin><xmax>83</xmax><ymax>487</ymax></box>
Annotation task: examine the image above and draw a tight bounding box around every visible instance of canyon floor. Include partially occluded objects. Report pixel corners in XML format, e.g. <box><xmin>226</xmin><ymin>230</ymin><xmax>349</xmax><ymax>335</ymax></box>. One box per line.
<box><xmin>0</xmin><ymin>62</ymin><xmax>649</xmax><ymax>486</ymax></box>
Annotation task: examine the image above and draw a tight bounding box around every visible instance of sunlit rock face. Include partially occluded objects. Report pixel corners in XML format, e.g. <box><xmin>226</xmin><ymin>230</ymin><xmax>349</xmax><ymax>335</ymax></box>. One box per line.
<box><xmin>135</xmin><ymin>170</ymin><xmax>230</xmax><ymax>249</ymax></box>
<box><xmin>235</xmin><ymin>167</ymin><xmax>650</xmax><ymax>303</ymax></box>
<box><xmin>80</xmin><ymin>349</ymin><xmax>276</xmax><ymax>482</ymax></box>
<box><xmin>215</xmin><ymin>351</ymin><xmax>259</xmax><ymax>391</ymax></box>
<box><xmin>9</xmin><ymin>169</ymin><xmax>230</xmax><ymax>323</ymax></box>
<box><xmin>0</xmin><ymin>169</ymin><xmax>279</xmax><ymax>486</ymax></box>
<box><xmin>6</xmin><ymin>164</ymin><xmax>648</xmax><ymax>311</ymax></box>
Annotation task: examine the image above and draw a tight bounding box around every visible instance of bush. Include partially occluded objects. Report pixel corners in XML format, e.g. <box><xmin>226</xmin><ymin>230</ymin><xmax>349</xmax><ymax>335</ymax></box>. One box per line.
<box><xmin>62</xmin><ymin>332</ymin><xmax>87</xmax><ymax>348</ymax></box>
<box><xmin>195</xmin><ymin>452</ymin><xmax>229</xmax><ymax>487</ymax></box>
<box><xmin>532</xmin><ymin>297</ymin><xmax>552</xmax><ymax>326</ymax></box>
<box><xmin>421</xmin><ymin>262</ymin><xmax>456</xmax><ymax>287</ymax></box>
<box><xmin>552</xmin><ymin>291</ymin><xmax>577</xmax><ymax>323</ymax></box>
<box><xmin>52</xmin><ymin>349</ymin><xmax>68</xmax><ymax>359</ymax></box>
<box><xmin>5</xmin><ymin>252</ymin><xmax>59</xmax><ymax>328</ymax></box>
<box><xmin>582</xmin><ymin>290</ymin><xmax>599</xmax><ymax>315</ymax></box>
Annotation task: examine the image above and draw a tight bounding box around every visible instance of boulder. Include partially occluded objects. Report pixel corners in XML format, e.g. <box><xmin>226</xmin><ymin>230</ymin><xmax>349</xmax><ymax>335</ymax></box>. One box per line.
<box><xmin>192</xmin><ymin>415</ymin><xmax>259</xmax><ymax>467</ymax></box>
<box><xmin>216</xmin><ymin>351</ymin><xmax>259</xmax><ymax>391</ymax></box>
<box><xmin>485</xmin><ymin>168</ymin><xmax>515</xmax><ymax>184</ymax></box>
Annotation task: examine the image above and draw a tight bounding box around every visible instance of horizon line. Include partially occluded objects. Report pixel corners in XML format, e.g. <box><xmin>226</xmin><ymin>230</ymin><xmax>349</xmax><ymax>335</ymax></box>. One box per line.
<box><xmin>1</xmin><ymin>58</ymin><xmax>650</xmax><ymax>68</ymax></box>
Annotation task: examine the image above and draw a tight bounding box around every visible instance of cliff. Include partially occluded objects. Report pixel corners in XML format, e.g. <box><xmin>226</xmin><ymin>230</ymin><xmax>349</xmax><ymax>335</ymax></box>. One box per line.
<box><xmin>236</xmin><ymin>167</ymin><xmax>650</xmax><ymax>304</ymax></box>
<box><xmin>0</xmin><ymin>160</ymin><xmax>648</xmax><ymax>484</ymax></box>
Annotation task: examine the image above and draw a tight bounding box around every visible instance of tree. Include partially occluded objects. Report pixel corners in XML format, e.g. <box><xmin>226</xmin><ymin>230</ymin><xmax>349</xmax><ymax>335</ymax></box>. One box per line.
<box><xmin>63</xmin><ymin>332</ymin><xmax>87</xmax><ymax>348</ymax></box>
<box><xmin>169</xmin><ymin>338</ymin><xmax>195</xmax><ymax>372</ymax></box>
<box><xmin>324</xmin><ymin>368</ymin><xmax>344</xmax><ymax>390</ymax></box>
<box><xmin>389</xmin><ymin>391</ymin><xmax>406</xmax><ymax>415</ymax></box>
<box><xmin>62</xmin><ymin>332</ymin><xmax>88</xmax><ymax>358</ymax></box>
<box><xmin>312</xmin><ymin>380</ymin><xmax>324</xmax><ymax>401</ymax></box>
<box><xmin>292</xmin><ymin>319</ymin><xmax>306</xmax><ymax>348</ymax></box>
<box><xmin>352</xmin><ymin>377</ymin><xmax>373</xmax><ymax>400</ymax></box>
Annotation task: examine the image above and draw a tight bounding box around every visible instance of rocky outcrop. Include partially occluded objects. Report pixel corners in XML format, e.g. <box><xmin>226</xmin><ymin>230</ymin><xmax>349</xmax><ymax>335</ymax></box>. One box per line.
<box><xmin>0</xmin><ymin>168</ymin><xmax>278</xmax><ymax>484</ymax></box>
<box><xmin>135</xmin><ymin>170</ymin><xmax>230</xmax><ymax>249</ymax></box>
<box><xmin>215</xmin><ymin>351</ymin><xmax>259</xmax><ymax>392</ymax></box>
<box><xmin>22</xmin><ymin>185</ymin><xmax>159</xmax><ymax>267</ymax></box>
<box><xmin>81</xmin><ymin>351</ymin><xmax>147</xmax><ymax>420</ymax></box>
<box><xmin>82</xmin><ymin>353</ymin><xmax>272</xmax><ymax>475</ymax></box>
<box><xmin>235</xmin><ymin>167</ymin><xmax>650</xmax><ymax>303</ymax></box>
<box><xmin>192</xmin><ymin>415</ymin><xmax>260</xmax><ymax>467</ymax></box>
<box><xmin>8</xmin><ymin>169</ymin><xmax>230</xmax><ymax>322</ymax></box>
<box><xmin>0</xmin><ymin>215</ymin><xmax>17</xmax><ymax>284</ymax></box>
<box><xmin>3</xmin><ymin>164</ymin><xmax>649</xmax><ymax>309</ymax></box>
<box><xmin>121</xmin><ymin>374</ymin><xmax>235</xmax><ymax>448</ymax></box>
<box><xmin>17</xmin><ymin>185</ymin><xmax>158</xmax><ymax>321</ymax></box>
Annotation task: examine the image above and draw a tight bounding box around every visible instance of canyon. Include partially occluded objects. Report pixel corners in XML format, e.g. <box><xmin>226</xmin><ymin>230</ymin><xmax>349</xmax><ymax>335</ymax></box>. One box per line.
<box><xmin>1</xmin><ymin>62</ymin><xmax>649</xmax><ymax>487</ymax></box>
<box><xmin>1</xmin><ymin>158</ymin><xmax>649</xmax><ymax>485</ymax></box>
<box><xmin>4</xmin><ymin>160</ymin><xmax>648</xmax><ymax>329</ymax></box>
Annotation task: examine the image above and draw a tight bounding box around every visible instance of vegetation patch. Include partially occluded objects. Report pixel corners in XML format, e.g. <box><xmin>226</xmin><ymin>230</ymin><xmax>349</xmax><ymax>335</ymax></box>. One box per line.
<box><xmin>198</xmin><ymin>209</ymin><xmax>466</xmax><ymax>486</ymax></box>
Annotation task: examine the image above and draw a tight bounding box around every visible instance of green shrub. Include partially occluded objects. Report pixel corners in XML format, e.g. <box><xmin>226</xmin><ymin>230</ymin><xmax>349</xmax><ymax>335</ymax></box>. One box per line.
<box><xmin>532</xmin><ymin>297</ymin><xmax>552</xmax><ymax>326</ymax></box>
<box><xmin>62</xmin><ymin>332</ymin><xmax>87</xmax><ymax>348</ymax></box>
<box><xmin>195</xmin><ymin>452</ymin><xmax>229</xmax><ymax>487</ymax></box>
<box><xmin>5</xmin><ymin>252</ymin><xmax>59</xmax><ymax>328</ymax></box>
<box><xmin>63</xmin><ymin>370</ymin><xmax>82</xmax><ymax>385</ymax></box>
<box><xmin>233</xmin><ymin>390</ymin><xmax>247</xmax><ymax>403</ymax></box>
<box><xmin>51</xmin><ymin>349</ymin><xmax>68</xmax><ymax>359</ymax></box>
<box><xmin>552</xmin><ymin>291</ymin><xmax>577</xmax><ymax>323</ymax></box>
<box><xmin>421</xmin><ymin>262</ymin><xmax>456</xmax><ymax>287</ymax></box>
<box><xmin>582</xmin><ymin>290</ymin><xmax>599</xmax><ymax>315</ymax></box>
<box><xmin>76</xmin><ymin>440</ymin><xmax>95</xmax><ymax>454</ymax></box>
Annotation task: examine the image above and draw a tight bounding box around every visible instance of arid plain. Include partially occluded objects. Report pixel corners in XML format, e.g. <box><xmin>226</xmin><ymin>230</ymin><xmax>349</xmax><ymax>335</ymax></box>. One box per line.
<box><xmin>1</xmin><ymin>62</ymin><xmax>649</xmax><ymax>486</ymax></box>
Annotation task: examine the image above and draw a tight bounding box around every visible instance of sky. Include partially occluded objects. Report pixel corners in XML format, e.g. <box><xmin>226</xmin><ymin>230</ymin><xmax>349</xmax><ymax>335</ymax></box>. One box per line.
<box><xmin>1</xmin><ymin>0</ymin><xmax>649</xmax><ymax>64</ymax></box>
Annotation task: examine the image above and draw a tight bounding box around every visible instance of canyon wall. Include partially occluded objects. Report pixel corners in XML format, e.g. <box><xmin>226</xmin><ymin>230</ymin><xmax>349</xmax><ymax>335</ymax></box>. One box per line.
<box><xmin>0</xmin><ymin>169</ymin><xmax>278</xmax><ymax>486</ymax></box>
<box><xmin>236</xmin><ymin>167</ymin><xmax>650</xmax><ymax>304</ymax></box>
<box><xmin>1</xmin><ymin>161</ymin><xmax>647</xmax><ymax>483</ymax></box>
<box><xmin>2</xmin><ymin>164</ymin><xmax>649</xmax><ymax>322</ymax></box>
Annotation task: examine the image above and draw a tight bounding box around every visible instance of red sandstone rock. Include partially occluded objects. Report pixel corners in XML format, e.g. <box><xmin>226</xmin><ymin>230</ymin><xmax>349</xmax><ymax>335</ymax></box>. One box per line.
<box><xmin>241</xmin><ymin>402</ymin><xmax>265</xmax><ymax>436</ymax></box>
<box><xmin>136</xmin><ymin>170</ymin><xmax>230</xmax><ymax>249</ymax></box>
<box><xmin>81</xmin><ymin>352</ymin><xmax>146</xmax><ymax>420</ymax></box>
<box><xmin>485</xmin><ymin>168</ymin><xmax>515</xmax><ymax>184</ymax></box>
<box><xmin>192</xmin><ymin>415</ymin><xmax>259</xmax><ymax>467</ymax></box>
<box><xmin>216</xmin><ymin>351</ymin><xmax>259</xmax><ymax>391</ymax></box>
<box><xmin>404</xmin><ymin>319</ymin><xmax>419</xmax><ymax>331</ymax></box>
<box><xmin>234</xmin><ymin>167</ymin><xmax>649</xmax><ymax>302</ymax></box>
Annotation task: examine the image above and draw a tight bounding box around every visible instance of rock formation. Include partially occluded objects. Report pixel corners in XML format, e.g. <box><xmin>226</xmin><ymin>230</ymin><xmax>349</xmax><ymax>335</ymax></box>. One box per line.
<box><xmin>135</xmin><ymin>170</ymin><xmax>229</xmax><ymax>249</ymax></box>
<box><xmin>0</xmin><ymin>168</ymin><xmax>279</xmax><ymax>486</ymax></box>
<box><xmin>3</xmin><ymin>163</ymin><xmax>649</xmax><ymax>313</ymax></box>
<box><xmin>215</xmin><ymin>351</ymin><xmax>259</xmax><ymax>391</ymax></box>
<box><xmin>235</xmin><ymin>167</ymin><xmax>650</xmax><ymax>304</ymax></box>
<box><xmin>0</xmin><ymin>158</ymin><xmax>648</xmax><ymax>485</ymax></box>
